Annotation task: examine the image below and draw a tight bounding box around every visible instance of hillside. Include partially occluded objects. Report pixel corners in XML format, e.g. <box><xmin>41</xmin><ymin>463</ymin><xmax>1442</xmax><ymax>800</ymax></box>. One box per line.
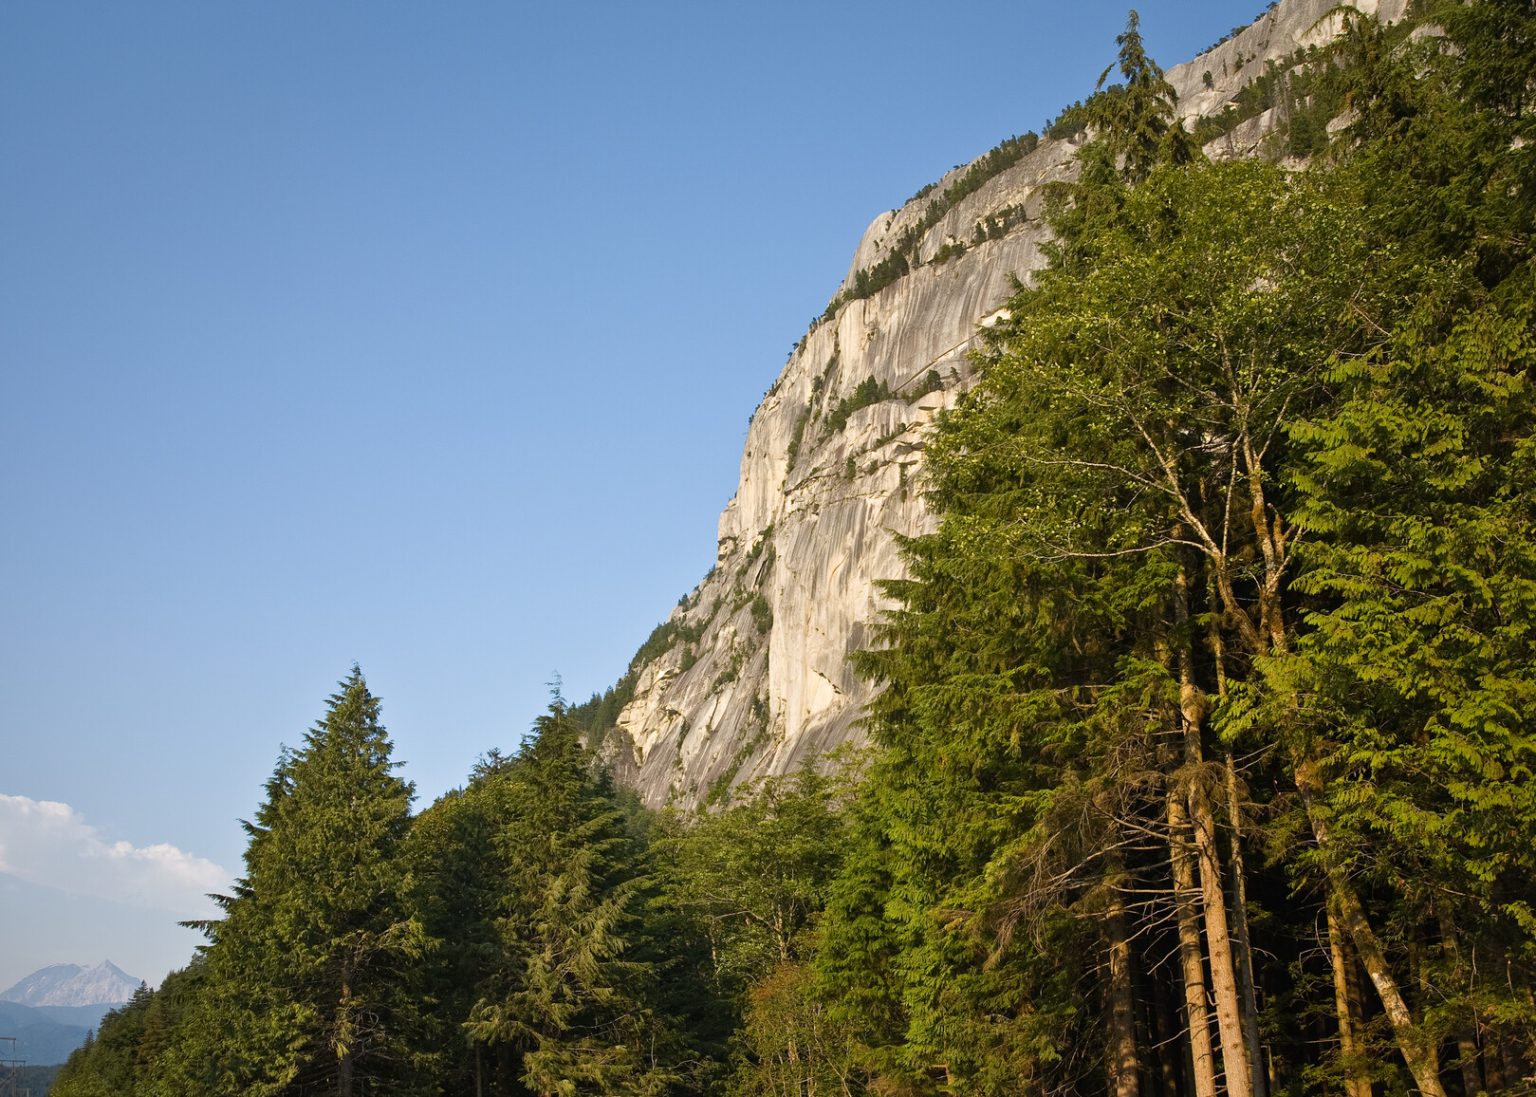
<box><xmin>50</xmin><ymin>2</ymin><xmax>1536</xmax><ymax>1093</ymax></box>
<box><xmin>584</xmin><ymin>0</ymin><xmax>1412</xmax><ymax>807</ymax></box>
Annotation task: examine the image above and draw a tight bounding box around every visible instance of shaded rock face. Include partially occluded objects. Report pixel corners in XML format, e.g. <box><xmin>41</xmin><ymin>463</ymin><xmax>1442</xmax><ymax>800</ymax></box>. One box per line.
<box><xmin>607</xmin><ymin>0</ymin><xmax>1407</xmax><ymax>809</ymax></box>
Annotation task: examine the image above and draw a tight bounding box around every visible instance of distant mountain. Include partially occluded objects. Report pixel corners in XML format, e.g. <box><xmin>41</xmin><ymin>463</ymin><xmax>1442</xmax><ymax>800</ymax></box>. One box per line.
<box><xmin>0</xmin><ymin>1001</ymin><xmax>92</xmax><ymax>1065</ymax></box>
<box><xmin>27</xmin><ymin>1002</ymin><xmax>120</xmax><ymax>1031</ymax></box>
<box><xmin>0</xmin><ymin>961</ymin><xmax>140</xmax><ymax>1008</ymax></box>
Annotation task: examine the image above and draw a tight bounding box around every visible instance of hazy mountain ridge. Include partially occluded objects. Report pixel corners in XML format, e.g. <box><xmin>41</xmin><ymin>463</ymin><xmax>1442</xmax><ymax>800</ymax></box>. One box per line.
<box><xmin>0</xmin><ymin>1002</ymin><xmax>95</xmax><ymax>1067</ymax></box>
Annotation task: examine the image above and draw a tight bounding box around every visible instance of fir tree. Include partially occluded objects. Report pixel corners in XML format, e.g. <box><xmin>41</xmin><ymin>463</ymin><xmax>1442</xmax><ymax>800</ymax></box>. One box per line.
<box><xmin>464</xmin><ymin>702</ymin><xmax>681</xmax><ymax>1096</ymax></box>
<box><xmin>193</xmin><ymin>668</ymin><xmax>432</xmax><ymax>1097</ymax></box>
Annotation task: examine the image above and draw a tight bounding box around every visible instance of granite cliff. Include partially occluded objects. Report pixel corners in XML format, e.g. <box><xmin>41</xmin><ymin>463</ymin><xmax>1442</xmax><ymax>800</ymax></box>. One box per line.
<box><xmin>600</xmin><ymin>0</ymin><xmax>1411</xmax><ymax>808</ymax></box>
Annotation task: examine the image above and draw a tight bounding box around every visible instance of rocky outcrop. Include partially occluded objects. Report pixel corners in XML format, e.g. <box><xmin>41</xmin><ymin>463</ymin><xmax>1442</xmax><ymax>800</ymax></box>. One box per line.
<box><xmin>605</xmin><ymin>0</ymin><xmax>1410</xmax><ymax>808</ymax></box>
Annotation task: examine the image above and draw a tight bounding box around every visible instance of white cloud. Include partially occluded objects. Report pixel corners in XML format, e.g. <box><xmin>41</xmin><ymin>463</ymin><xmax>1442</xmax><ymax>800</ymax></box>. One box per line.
<box><xmin>0</xmin><ymin>795</ymin><xmax>230</xmax><ymax>915</ymax></box>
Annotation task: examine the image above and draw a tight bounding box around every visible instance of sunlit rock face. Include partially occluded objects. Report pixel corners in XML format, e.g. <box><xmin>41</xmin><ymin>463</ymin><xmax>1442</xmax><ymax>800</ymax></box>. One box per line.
<box><xmin>606</xmin><ymin>0</ymin><xmax>1409</xmax><ymax>808</ymax></box>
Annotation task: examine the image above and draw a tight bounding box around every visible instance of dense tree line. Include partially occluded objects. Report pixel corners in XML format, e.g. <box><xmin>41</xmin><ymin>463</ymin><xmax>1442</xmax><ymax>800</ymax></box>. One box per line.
<box><xmin>54</xmin><ymin>4</ymin><xmax>1536</xmax><ymax>1094</ymax></box>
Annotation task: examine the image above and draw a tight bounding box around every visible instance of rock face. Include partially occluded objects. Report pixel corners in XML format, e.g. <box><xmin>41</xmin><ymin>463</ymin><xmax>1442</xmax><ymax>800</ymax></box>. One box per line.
<box><xmin>606</xmin><ymin>0</ymin><xmax>1409</xmax><ymax>809</ymax></box>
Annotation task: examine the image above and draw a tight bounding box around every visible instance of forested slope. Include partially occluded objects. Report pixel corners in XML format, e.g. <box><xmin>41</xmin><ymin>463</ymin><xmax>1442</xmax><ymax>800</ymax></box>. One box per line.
<box><xmin>53</xmin><ymin>2</ymin><xmax>1536</xmax><ymax>1094</ymax></box>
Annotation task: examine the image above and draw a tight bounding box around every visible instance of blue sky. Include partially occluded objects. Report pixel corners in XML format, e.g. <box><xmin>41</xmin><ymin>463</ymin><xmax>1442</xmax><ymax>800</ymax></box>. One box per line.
<box><xmin>1</xmin><ymin>0</ymin><xmax>1248</xmax><ymax>991</ymax></box>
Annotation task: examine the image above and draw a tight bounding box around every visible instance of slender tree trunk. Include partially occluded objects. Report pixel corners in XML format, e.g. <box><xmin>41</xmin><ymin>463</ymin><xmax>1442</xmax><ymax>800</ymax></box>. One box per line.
<box><xmin>1107</xmin><ymin>852</ymin><xmax>1141</xmax><ymax>1097</ymax></box>
<box><xmin>1437</xmin><ymin>911</ymin><xmax>1484</xmax><ymax>1097</ymax></box>
<box><xmin>1207</xmin><ymin>482</ymin><xmax>1452</xmax><ymax>1097</ymax></box>
<box><xmin>1206</xmin><ymin>415</ymin><xmax>1453</xmax><ymax>1096</ymax></box>
<box><xmin>1168</xmin><ymin>791</ymin><xmax>1219</xmax><ymax>1097</ymax></box>
<box><xmin>1454</xmin><ymin>1036</ymin><xmax>1484</xmax><ymax>1097</ymax></box>
<box><xmin>1175</xmin><ymin>566</ymin><xmax>1255</xmax><ymax>1097</ymax></box>
<box><xmin>1328</xmin><ymin>900</ymin><xmax>1372</xmax><ymax>1097</ymax></box>
<box><xmin>1491</xmin><ymin>966</ymin><xmax>1532</xmax><ymax>1091</ymax></box>
<box><xmin>1208</xmin><ymin>585</ymin><xmax>1270</xmax><ymax>1096</ymax></box>
<box><xmin>1498</xmin><ymin>1033</ymin><xmax>1525</xmax><ymax>1093</ymax></box>
<box><xmin>1224</xmin><ymin>754</ymin><xmax>1268</xmax><ymax>1097</ymax></box>
<box><xmin>338</xmin><ymin>972</ymin><xmax>354</xmax><ymax>1097</ymax></box>
<box><xmin>1333</xmin><ymin>862</ymin><xmax>1449</xmax><ymax>1096</ymax></box>
<box><xmin>1410</xmin><ymin>933</ymin><xmax>1444</xmax><ymax>1086</ymax></box>
<box><xmin>1293</xmin><ymin>758</ymin><xmax>1449</xmax><ymax>1097</ymax></box>
<box><xmin>1187</xmin><ymin>786</ymin><xmax>1254</xmax><ymax>1097</ymax></box>
<box><xmin>1150</xmin><ymin>954</ymin><xmax>1184</xmax><ymax>1097</ymax></box>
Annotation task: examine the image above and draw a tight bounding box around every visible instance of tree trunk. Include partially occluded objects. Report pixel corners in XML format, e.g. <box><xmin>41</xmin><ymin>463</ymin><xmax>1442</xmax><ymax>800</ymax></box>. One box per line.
<box><xmin>1224</xmin><ymin>754</ymin><xmax>1268</xmax><ymax>1097</ymax></box>
<box><xmin>1186</xmin><ymin>784</ymin><xmax>1254</xmax><ymax>1097</ymax></box>
<box><xmin>1107</xmin><ymin>852</ymin><xmax>1141</xmax><ymax>1097</ymax></box>
<box><xmin>1331</xmin><ymin>861</ymin><xmax>1449</xmax><ymax>1097</ymax></box>
<box><xmin>1498</xmin><ymin>1034</ymin><xmax>1525</xmax><ymax>1093</ymax></box>
<box><xmin>338</xmin><ymin>972</ymin><xmax>354</xmax><ymax>1097</ymax></box>
<box><xmin>1175</xmin><ymin>566</ymin><xmax>1254</xmax><ymax>1097</ymax></box>
<box><xmin>1436</xmin><ymin>909</ymin><xmax>1483</xmax><ymax>1097</ymax></box>
<box><xmin>1294</xmin><ymin>759</ymin><xmax>1449</xmax><ymax>1097</ymax></box>
<box><xmin>1483</xmin><ymin>1034</ymin><xmax>1506</xmax><ymax>1093</ymax></box>
<box><xmin>1328</xmin><ymin>900</ymin><xmax>1372</xmax><ymax>1097</ymax></box>
<box><xmin>1410</xmin><ymin>933</ymin><xmax>1444</xmax><ymax>1087</ymax></box>
<box><xmin>1149</xmin><ymin>954</ymin><xmax>1184</xmax><ymax>1097</ymax></box>
<box><xmin>1212</xmin><ymin>396</ymin><xmax>1453</xmax><ymax>1096</ymax></box>
<box><xmin>1168</xmin><ymin>791</ymin><xmax>1219</xmax><ymax>1097</ymax></box>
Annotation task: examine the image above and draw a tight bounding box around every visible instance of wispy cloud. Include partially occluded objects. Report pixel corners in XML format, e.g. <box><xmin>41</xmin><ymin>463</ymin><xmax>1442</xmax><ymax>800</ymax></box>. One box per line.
<box><xmin>0</xmin><ymin>795</ymin><xmax>229</xmax><ymax>915</ymax></box>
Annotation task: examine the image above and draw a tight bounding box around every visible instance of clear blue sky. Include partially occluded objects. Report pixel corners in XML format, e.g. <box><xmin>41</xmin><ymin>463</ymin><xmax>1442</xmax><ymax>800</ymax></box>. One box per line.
<box><xmin>1</xmin><ymin>0</ymin><xmax>1248</xmax><ymax>991</ymax></box>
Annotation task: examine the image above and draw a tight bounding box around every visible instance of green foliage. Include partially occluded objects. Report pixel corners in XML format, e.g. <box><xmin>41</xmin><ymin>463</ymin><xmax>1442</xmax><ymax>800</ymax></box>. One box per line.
<box><xmin>1289</xmin><ymin>267</ymin><xmax>1536</xmax><ymax>1032</ymax></box>
<box><xmin>461</xmin><ymin>703</ymin><xmax>701</xmax><ymax>1095</ymax></box>
<box><xmin>205</xmin><ymin>669</ymin><xmax>433</xmax><ymax>1096</ymax></box>
<box><xmin>723</xmin><ymin>962</ymin><xmax>865</xmax><ymax>1097</ymax></box>
<box><xmin>52</xmin><ymin>8</ymin><xmax>1536</xmax><ymax>1095</ymax></box>
<box><xmin>1086</xmin><ymin>10</ymin><xmax>1193</xmax><ymax>181</ymax></box>
<box><xmin>824</xmin><ymin>375</ymin><xmax>891</xmax><ymax>435</ymax></box>
<box><xmin>657</xmin><ymin>770</ymin><xmax>851</xmax><ymax>994</ymax></box>
<box><xmin>749</xmin><ymin>593</ymin><xmax>772</xmax><ymax>633</ymax></box>
<box><xmin>744</xmin><ymin>524</ymin><xmax>774</xmax><ymax>562</ymax></box>
<box><xmin>930</xmin><ymin>239</ymin><xmax>965</xmax><ymax>264</ymax></box>
<box><xmin>819</xmin><ymin>132</ymin><xmax>1039</xmax><ymax>323</ymax></box>
<box><xmin>971</xmin><ymin>203</ymin><xmax>1029</xmax><ymax>243</ymax></box>
<box><xmin>813</xmin><ymin>5</ymin><xmax>1536</xmax><ymax>1091</ymax></box>
<box><xmin>570</xmin><ymin>617</ymin><xmax>706</xmax><ymax>744</ymax></box>
<box><xmin>52</xmin><ymin>972</ymin><xmax>200</xmax><ymax>1097</ymax></box>
<box><xmin>70</xmin><ymin>671</ymin><xmax>436</xmax><ymax>1097</ymax></box>
<box><xmin>1044</xmin><ymin>98</ymin><xmax>1094</xmax><ymax>140</ymax></box>
<box><xmin>1186</xmin><ymin>45</ymin><xmax>1353</xmax><ymax>161</ymax></box>
<box><xmin>784</xmin><ymin>404</ymin><xmax>812</xmax><ymax>471</ymax></box>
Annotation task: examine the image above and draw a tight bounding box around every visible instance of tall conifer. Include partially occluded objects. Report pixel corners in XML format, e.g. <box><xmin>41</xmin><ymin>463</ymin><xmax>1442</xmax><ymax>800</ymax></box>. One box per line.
<box><xmin>193</xmin><ymin>668</ymin><xmax>431</xmax><ymax>1096</ymax></box>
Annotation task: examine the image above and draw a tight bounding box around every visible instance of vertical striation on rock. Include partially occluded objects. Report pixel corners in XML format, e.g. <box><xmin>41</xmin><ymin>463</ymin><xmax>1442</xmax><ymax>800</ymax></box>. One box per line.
<box><xmin>600</xmin><ymin>0</ymin><xmax>1411</xmax><ymax>808</ymax></box>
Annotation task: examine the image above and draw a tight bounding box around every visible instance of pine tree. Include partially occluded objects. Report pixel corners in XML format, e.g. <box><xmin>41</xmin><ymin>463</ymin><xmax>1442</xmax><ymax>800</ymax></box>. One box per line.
<box><xmin>191</xmin><ymin>668</ymin><xmax>432</xmax><ymax>1096</ymax></box>
<box><xmin>1088</xmin><ymin>10</ymin><xmax>1192</xmax><ymax>183</ymax></box>
<box><xmin>464</xmin><ymin>702</ymin><xmax>680</xmax><ymax>1096</ymax></box>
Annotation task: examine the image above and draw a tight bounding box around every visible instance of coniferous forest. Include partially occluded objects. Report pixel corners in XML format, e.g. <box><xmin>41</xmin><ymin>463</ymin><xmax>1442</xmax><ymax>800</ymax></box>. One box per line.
<box><xmin>52</xmin><ymin>3</ymin><xmax>1536</xmax><ymax>1094</ymax></box>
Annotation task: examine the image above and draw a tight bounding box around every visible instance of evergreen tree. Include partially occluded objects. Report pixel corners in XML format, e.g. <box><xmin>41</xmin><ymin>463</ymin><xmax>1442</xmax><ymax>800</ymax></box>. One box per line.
<box><xmin>1088</xmin><ymin>10</ymin><xmax>1193</xmax><ymax>183</ymax></box>
<box><xmin>463</xmin><ymin>702</ymin><xmax>684</xmax><ymax>1096</ymax></box>
<box><xmin>189</xmin><ymin>668</ymin><xmax>432</xmax><ymax>1096</ymax></box>
<box><xmin>404</xmin><ymin>774</ymin><xmax>507</xmax><ymax>1096</ymax></box>
<box><xmin>652</xmin><ymin>768</ymin><xmax>858</xmax><ymax>1095</ymax></box>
